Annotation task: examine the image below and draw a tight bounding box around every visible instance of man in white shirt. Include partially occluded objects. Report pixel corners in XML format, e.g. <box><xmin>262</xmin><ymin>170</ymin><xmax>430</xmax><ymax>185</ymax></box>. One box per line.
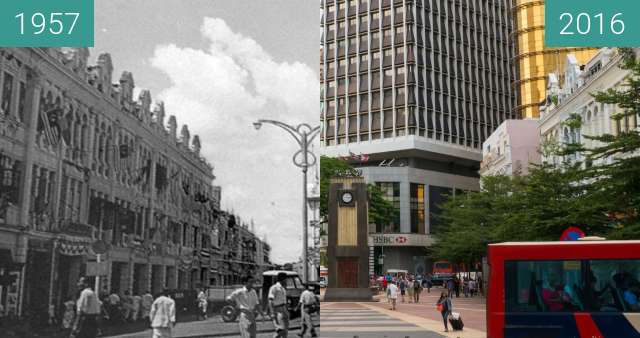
<box><xmin>197</xmin><ymin>288</ymin><xmax>208</xmax><ymax>320</ymax></box>
<box><xmin>72</xmin><ymin>276</ymin><xmax>101</xmax><ymax>338</ymax></box>
<box><xmin>268</xmin><ymin>273</ymin><xmax>289</xmax><ymax>338</ymax></box>
<box><xmin>296</xmin><ymin>284</ymin><xmax>318</xmax><ymax>337</ymax></box>
<box><xmin>227</xmin><ymin>275</ymin><xmax>264</xmax><ymax>338</ymax></box>
<box><xmin>149</xmin><ymin>289</ymin><xmax>176</xmax><ymax>338</ymax></box>
<box><xmin>387</xmin><ymin>281</ymin><xmax>399</xmax><ymax>310</ymax></box>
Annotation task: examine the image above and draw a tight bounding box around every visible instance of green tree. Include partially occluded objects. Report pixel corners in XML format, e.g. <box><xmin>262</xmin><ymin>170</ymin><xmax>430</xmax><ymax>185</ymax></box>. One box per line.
<box><xmin>585</xmin><ymin>48</ymin><xmax>640</xmax><ymax>237</ymax></box>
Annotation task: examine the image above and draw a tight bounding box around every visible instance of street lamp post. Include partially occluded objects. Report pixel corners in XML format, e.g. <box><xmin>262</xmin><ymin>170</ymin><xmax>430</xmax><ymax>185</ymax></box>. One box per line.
<box><xmin>253</xmin><ymin>120</ymin><xmax>320</xmax><ymax>283</ymax></box>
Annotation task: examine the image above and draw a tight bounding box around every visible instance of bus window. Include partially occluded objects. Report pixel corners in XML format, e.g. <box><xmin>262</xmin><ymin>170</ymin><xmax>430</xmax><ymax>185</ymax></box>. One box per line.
<box><xmin>589</xmin><ymin>259</ymin><xmax>640</xmax><ymax>312</ymax></box>
<box><xmin>505</xmin><ymin>260</ymin><xmax>582</xmax><ymax>312</ymax></box>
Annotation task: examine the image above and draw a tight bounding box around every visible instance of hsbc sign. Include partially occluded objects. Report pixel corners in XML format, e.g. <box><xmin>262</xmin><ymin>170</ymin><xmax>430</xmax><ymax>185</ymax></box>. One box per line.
<box><xmin>368</xmin><ymin>234</ymin><xmax>434</xmax><ymax>247</ymax></box>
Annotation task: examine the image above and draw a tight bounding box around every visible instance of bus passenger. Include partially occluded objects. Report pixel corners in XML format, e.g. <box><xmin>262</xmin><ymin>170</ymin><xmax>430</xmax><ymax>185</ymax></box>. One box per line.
<box><xmin>542</xmin><ymin>273</ymin><xmax>566</xmax><ymax>311</ymax></box>
<box><xmin>622</xmin><ymin>276</ymin><xmax>640</xmax><ymax>311</ymax></box>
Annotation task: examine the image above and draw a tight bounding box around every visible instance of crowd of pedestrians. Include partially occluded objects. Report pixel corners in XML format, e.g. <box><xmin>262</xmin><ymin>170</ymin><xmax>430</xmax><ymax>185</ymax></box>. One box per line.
<box><xmin>381</xmin><ymin>272</ymin><xmax>483</xmax><ymax>333</ymax></box>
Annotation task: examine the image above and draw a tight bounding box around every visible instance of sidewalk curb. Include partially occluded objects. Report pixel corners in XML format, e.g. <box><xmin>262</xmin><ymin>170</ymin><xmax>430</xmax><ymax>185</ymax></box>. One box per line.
<box><xmin>174</xmin><ymin>324</ymin><xmax>320</xmax><ymax>338</ymax></box>
<box><xmin>359</xmin><ymin>303</ymin><xmax>486</xmax><ymax>338</ymax></box>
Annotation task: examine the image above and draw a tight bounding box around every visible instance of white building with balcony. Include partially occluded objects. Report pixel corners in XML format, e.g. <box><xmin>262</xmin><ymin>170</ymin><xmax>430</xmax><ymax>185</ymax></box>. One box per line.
<box><xmin>480</xmin><ymin>119</ymin><xmax>540</xmax><ymax>177</ymax></box>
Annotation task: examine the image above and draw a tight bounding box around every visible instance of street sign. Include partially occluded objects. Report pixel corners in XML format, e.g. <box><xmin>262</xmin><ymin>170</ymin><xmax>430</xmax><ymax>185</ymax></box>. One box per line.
<box><xmin>85</xmin><ymin>261</ymin><xmax>108</xmax><ymax>276</ymax></box>
<box><xmin>560</xmin><ymin>227</ymin><xmax>586</xmax><ymax>241</ymax></box>
<box><xmin>91</xmin><ymin>239</ymin><xmax>108</xmax><ymax>254</ymax></box>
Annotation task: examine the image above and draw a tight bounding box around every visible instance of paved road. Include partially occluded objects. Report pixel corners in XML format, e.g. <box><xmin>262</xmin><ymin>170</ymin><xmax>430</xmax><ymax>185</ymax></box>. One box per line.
<box><xmin>105</xmin><ymin>314</ymin><xmax>319</xmax><ymax>338</ymax></box>
<box><xmin>320</xmin><ymin>303</ymin><xmax>446</xmax><ymax>338</ymax></box>
<box><xmin>370</xmin><ymin>287</ymin><xmax>487</xmax><ymax>333</ymax></box>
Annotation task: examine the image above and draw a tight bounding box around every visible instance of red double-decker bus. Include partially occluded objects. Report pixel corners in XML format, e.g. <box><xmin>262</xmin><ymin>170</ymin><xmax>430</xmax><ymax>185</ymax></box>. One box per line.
<box><xmin>487</xmin><ymin>240</ymin><xmax>640</xmax><ymax>338</ymax></box>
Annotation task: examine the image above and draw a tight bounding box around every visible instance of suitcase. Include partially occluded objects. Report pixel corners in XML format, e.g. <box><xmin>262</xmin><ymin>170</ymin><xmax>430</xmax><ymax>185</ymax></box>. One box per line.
<box><xmin>449</xmin><ymin>312</ymin><xmax>464</xmax><ymax>331</ymax></box>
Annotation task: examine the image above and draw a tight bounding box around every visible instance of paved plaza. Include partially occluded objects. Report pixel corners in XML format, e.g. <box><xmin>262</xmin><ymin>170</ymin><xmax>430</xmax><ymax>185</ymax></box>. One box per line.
<box><xmin>320</xmin><ymin>287</ymin><xmax>487</xmax><ymax>338</ymax></box>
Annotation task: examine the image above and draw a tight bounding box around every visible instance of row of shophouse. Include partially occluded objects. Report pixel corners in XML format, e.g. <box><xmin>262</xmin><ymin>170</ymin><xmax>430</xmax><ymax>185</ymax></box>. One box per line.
<box><xmin>0</xmin><ymin>48</ymin><xmax>272</xmax><ymax>320</ymax></box>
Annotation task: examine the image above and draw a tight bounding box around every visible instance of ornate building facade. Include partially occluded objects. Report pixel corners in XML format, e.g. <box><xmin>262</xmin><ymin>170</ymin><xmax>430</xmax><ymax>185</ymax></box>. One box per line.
<box><xmin>0</xmin><ymin>48</ymin><xmax>271</xmax><ymax>320</ymax></box>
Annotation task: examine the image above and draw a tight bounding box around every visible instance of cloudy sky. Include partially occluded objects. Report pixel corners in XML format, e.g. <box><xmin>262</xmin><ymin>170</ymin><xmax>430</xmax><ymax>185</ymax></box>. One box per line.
<box><xmin>92</xmin><ymin>1</ymin><xmax>319</xmax><ymax>263</ymax></box>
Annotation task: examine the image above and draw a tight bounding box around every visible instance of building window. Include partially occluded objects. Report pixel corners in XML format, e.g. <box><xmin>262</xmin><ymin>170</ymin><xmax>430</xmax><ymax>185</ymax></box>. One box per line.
<box><xmin>360</xmin><ymin>15</ymin><xmax>368</xmax><ymax>26</ymax></box>
<box><xmin>1</xmin><ymin>72</ymin><xmax>14</xmax><ymax>115</ymax></box>
<box><xmin>410</xmin><ymin>183</ymin><xmax>425</xmax><ymax>234</ymax></box>
<box><xmin>17</xmin><ymin>81</ymin><xmax>26</xmax><ymax>122</ymax></box>
<box><xmin>376</xmin><ymin>182</ymin><xmax>401</xmax><ymax>233</ymax></box>
<box><xmin>428</xmin><ymin>185</ymin><xmax>453</xmax><ymax>235</ymax></box>
<box><xmin>372</xmin><ymin>51</ymin><xmax>381</xmax><ymax>63</ymax></box>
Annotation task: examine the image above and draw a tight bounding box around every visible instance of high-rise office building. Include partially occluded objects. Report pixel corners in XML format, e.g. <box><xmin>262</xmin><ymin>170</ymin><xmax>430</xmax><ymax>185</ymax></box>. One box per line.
<box><xmin>512</xmin><ymin>0</ymin><xmax>595</xmax><ymax>118</ymax></box>
<box><xmin>320</xmin><ymin>0</ymin><xmax>516</xmax><ymax>274</ymax></box>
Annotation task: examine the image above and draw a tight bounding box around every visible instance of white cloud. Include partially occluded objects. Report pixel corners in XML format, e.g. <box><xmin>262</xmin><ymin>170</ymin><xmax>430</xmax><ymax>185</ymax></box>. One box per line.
<box><xmin>150</xmin><ymin>18</ymin><xmax>318</xmax><ymax>263</ymax></box>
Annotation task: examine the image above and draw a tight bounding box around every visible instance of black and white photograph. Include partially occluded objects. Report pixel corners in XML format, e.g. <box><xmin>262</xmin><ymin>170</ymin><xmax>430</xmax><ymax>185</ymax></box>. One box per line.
<box><xmin>0</xmin><ymin>1</ymin><xmax>319</xmax><ymax>337</ymax></box>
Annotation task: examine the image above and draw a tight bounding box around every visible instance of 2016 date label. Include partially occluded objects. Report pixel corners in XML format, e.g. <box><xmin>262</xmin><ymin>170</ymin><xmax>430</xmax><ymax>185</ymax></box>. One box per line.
<box><xmin>0</xmin><ymin>0</ymin><xmax>93</xmax><ymax>47</ymax></box>
<box><xmin>546</xmin><ymin>0</ymin><xmax>639</xmax><ymax>47</ymax></box>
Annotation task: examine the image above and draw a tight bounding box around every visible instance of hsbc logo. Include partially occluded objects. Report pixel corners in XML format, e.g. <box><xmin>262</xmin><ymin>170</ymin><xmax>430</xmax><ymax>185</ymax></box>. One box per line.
<box><xmin>395</xmin><ymin>236</ymin><xmax>408</xmax><ymax>244</ymax></box>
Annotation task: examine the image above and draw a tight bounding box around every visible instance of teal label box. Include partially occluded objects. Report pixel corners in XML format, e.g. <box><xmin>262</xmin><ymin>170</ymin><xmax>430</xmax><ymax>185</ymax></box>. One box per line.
<box><xmin>546</xmin><ymin>0</ymin><xmax>640</xmax><ymax>47</ymax></box>
<box><xmin>0</xmin><ymin>0</ymin><xmax>94</xmax><ymax>47</ymax></box>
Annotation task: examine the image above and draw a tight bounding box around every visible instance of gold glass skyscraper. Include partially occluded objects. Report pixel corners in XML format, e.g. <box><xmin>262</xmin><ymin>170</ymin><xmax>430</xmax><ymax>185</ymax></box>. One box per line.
<box><xmin>513</xmin><ymin>0</ymin><xmax>595</xmax><ymax>118</ymax></box>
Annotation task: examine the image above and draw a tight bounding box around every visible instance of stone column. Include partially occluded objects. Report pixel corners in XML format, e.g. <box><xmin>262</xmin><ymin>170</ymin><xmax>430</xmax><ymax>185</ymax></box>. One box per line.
<box><xmin>19</xmin><ymin>67</ymin><xmax>43</xmax><ymax>228</ymax></box>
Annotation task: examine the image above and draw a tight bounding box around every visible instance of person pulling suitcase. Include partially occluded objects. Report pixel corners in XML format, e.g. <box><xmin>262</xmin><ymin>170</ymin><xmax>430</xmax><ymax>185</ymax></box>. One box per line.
<box><xmin>448</xmin><ymin>311</ymin><xmax>464</xmax><ymax>331</ymax></box>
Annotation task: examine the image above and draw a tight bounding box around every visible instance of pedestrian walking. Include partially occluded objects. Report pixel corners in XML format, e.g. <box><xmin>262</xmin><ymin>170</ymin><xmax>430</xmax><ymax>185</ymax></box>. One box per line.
<box><xmin>406</xmin><ymin>278</ymin><xmax>414</xmax><ymax>303</ymax></box>
<box><xmin>149</xmin><ymin>289</ymin><xmax>176</xmax><ymax>338</ymax></box>
<box><xmin>463</xmin><ymin>278</ymin><xmax>470</xmax><ymax>298</ymax></box>
<box><xmin>142</xmin><ymin>291</ymin><xmax>153</xmax><ymax>325</ymax></box>
<box><xmin>227</xmin><ymin>275</ymin><xmax>263</xmax><ymax>338</ymax></box>
<box><xmin>107</xmin><ymin>291</ymin><xmax>121</xmax><ymax>323</ymax></box>
<box><xmin>297</xmin><ymin>284</ymin><xmax>318</xmax><ymax>337</ymax></box>
<box><xmin>132</xmin><ymin>293</ymin><xmax>142</xmax><ymax>321</ymax></box>
<box><xmin>399</xmin><ymin>278</ymin><xmax>406</xmax><ymax>303</ymax></box>
<box><xmin>469</xmin><ymin>279</ymin><xmax>476</xmax><ymax>297</ymax></box>
<box><xmin>268</xmin><ymin>272</ymin><xmax>289</xmax><ymax>338</ymax></box>
<box><xmin>447</xmin><ymin>279</ymin><xmax>454</xmax><ymax>299</ymax></box>
<box><xmin>454</xmin><ymin>277</ymin><xmax>461</xmax><ymax>298</ymax></box>
<box><xmin>436</xmin><ymin>292</ymin><xmax>452</xmax><ymax>333</ymax></box>
<box><xmin>122</xmin><ymin>290</ymin><xmax>133</xmax><ymax>321</ymax></box>
<box><xmin>70</xmin><ymin>277</ymin><xmax>101</xmax><ymax>338</ymax></box>
<box><xmin>197</xmin><ymin>288</ymin><xmax>208</xmax><ymax>320</ymax></box>
<box><xmin>425</xmin><ymin>273</ymin><xmax>432</xmax><ymax>293</ymax></box>
<box><xmin>386</xmin><ymin>281</ymin><xmax>398</xmax><ymax>310</ymax></box>
<box><xmin>413</xmin><ymin>278</ymin><xmax>422</xmax><ymax>303</ymax></box>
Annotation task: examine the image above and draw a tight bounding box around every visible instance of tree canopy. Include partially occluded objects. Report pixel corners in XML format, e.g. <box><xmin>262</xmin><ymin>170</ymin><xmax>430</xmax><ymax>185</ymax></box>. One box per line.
<box><xmin>431</xmin><ymin>49</ymin><xmax>640</xmax><ymax>264</ymax></box>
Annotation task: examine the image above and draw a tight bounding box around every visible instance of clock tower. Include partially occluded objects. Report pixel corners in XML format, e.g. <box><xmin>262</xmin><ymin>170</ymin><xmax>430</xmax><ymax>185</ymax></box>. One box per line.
<box><xmin>324</xmin><ymin>176</ymin><xmax>373</xmax><ymax>301</ymax></box>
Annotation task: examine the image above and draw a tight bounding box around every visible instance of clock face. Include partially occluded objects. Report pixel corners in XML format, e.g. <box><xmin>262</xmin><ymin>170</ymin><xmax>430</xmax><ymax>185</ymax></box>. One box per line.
<box><xmin>341</xmin><ymin>191</ymin><xmax>354</xmax><ymax>204</ymax></box>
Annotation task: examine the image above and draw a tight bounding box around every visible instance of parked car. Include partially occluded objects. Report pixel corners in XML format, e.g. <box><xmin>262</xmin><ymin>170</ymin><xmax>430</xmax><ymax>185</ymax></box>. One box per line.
<box><xmin>319</xmin><ymin>276</ymin><xmax>327</xmax><ymax>288</ymax></box>
<box><xmin>262</xmin><ymin>270</ymin><xmax>305</xmax><ymax>318</ymax></box>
